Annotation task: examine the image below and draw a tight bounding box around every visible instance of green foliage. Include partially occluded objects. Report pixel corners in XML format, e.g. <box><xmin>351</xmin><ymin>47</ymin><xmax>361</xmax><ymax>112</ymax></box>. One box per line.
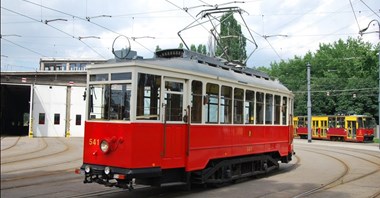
<box><xmin>155</xmin><ymin>45</ymin><xmax>162</xmax><ymax>52</ymax></box>
<box><xmin>265</xmin><ymin>37</ymin><xmax>379</xmax><ymax>119</ymax></box>
<box><xmin>215</xmin><ymin>12</ymin><xmax>247</xmax><ymax>63</ymax></box>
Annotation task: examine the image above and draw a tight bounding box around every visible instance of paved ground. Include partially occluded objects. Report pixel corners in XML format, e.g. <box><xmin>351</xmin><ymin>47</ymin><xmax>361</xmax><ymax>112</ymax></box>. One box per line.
<box><xmin>1</xmin><ymin>136</ymin><xmax>380</xmax><ymax>198</ymax></box>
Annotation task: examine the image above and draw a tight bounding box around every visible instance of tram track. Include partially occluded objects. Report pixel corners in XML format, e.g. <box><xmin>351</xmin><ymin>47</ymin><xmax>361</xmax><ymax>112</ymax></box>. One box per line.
<box><xmin>1</xmin><ymin>136</ymin><xmax>21</xmax><ymax>151</ymax></box>
<box><xmin>1</xmin><ymin>137</ymin><xmax>70</xmax><ymax>166</ymax></box>
<box><xmin>1</xmin><ymin>137</ymin><xmax>49</xmax><ymax>163</ymax></box>
<box><xmin>293</xmin><ymin>146</ymin><xmax>380</xmax><ymax>197</ymax></box>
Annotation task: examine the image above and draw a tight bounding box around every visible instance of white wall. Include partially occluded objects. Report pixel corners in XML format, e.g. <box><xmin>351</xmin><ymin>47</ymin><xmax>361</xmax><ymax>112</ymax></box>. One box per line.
<box><xmin>33</xmin><ymin>85</ymin><xmax>67</xmax><ymax>137</ymax></box>
<box><xmin>69</xmin><ymin>87</ymin><xmax>86</xmax><ymax>137</ymax></box>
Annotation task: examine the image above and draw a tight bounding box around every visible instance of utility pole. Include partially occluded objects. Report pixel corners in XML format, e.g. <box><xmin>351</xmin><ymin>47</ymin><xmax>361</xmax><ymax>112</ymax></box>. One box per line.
<box><xmin>359</xmin><ymin>19</ymin><xmax>379</xmax><ymax>149</ymax></box>
<box><xmin>307</xmin><ymin>62</ymin><xmax>312</xmax><ymax>143</ymax></box>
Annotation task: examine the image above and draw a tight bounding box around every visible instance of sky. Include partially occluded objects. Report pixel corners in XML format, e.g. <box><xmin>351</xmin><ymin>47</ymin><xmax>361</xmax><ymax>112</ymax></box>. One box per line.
<box><xmin>1</xmin><ymin>0</ymin><xmax>379</xmax><ymax>71</ymax></box>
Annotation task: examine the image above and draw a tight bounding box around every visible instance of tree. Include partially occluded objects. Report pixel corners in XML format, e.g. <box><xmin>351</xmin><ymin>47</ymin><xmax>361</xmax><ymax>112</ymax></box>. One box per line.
<box><xmin>215</xmin><ymin>12</ymin><xmax>247</xmax><ymax>63</ymax></box>
<box><xmin>155</xmin><ymin>45</ymin><xmax>162</xmax><ymax>52</ymax></box>
<box><xmin>262</xmin><ymin>37</ymin><xmax>378</xmax><ymax>119</ymax></box>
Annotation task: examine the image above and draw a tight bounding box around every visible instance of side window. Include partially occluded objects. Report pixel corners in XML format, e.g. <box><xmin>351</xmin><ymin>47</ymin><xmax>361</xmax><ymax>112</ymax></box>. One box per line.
<box><xmin>265</xmin><ymin>94</ymin><xmax>273</xmax><ymax>124</ymax></box>
<box><xmin>274</xmin><ymin>95</ymin><xmax>281</xmax><ymax>124</ymax></box>
<box><xmin>234</xmin><ymin>88</ymin><xmax>244</xmax><ymax>124</ymax></box>
<box><xmin>137</xmin><ymin>73</ymin><xmax>161</xmax><ymax>120</ymax></box>
<box><xmin>110</xmin><ymin>84</ymin><xmax>132</xmax><ymax>120</ymax></box>
<box><xmin>191</xmin><ymin>80</ymin><xmax>202</xmax><ymax>123</ymax></box>
<box><xmin>245</xmin><ymin>90</ymin><xmax>255</xmax><ymax>124</ymax></box>
<box><xmin>164</xmin><ymin>81</ymin><xmax>184</xmax><ymax>121</ymax></box>
<box><xmin>256</xmin><ymin>92</ymin><xmax>264</xmax><ymax>124</ymax></box>
<box><xmin>54</xmin><ymin>113</ymin><xmax>60</xmax><ymax>125</ymax></box>
<box><xmin>220</xmin><ymin>86</ymin><xmax>232</xmax><ymax>124</ymax></box>
<box><xmin>282</xmin><ymin>97</ymin><xmax>288</xmax><ymax>125</ymax></box>
<box><xmin>205</xmin><ymin>83</ymin><xmax>219</xmax><ymax>123</ymax></box>
<box><xmin>39</xmin><ymin>113</ymin><xmax>45</xmax><ymax>125</ymax></box>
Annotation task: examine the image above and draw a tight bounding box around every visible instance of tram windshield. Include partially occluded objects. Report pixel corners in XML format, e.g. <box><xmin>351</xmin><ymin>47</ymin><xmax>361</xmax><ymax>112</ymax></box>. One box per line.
<box><xmin>89</xmin><ymin>84</ymin><xmax>131</xmax><ymax>120</ymax></box>
<box><xmin>358</xmin><ymin>117</ymin><xmax>376</xmax><ymax>129</ymax></box>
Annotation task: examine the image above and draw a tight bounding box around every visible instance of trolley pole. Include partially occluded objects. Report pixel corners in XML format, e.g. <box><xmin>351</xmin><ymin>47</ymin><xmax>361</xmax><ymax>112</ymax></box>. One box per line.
<box><xmin>307</xmin><ymin>62</ymin><xmax>312</xmax><ymax>143</ymax></box>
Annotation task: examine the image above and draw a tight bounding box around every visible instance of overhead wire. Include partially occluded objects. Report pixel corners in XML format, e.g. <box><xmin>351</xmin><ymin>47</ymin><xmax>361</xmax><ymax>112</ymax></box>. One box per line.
<box><xmin>22</xmin><ymin>0</ymin><xmax>154</xmax><ymax>53</ymax></box>
<box><xmin>1</xmin><ymin>6</ymin><xmax>106</xmax><ymax>59</ymax></box>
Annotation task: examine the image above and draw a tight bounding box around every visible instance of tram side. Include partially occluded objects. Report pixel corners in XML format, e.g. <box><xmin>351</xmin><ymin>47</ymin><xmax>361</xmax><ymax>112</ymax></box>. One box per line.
<box><xmin>77</xmin><ymin>49</ymin><xmax>295</xmax><ymax>189</ymax></box>
<box><xmin>294</xmin><ymin>115</ymin><xmax>375</xmax><ymax>142</ymax></box>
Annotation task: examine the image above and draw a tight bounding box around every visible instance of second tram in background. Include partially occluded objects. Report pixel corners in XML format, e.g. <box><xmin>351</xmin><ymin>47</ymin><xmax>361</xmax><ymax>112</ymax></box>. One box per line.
<box><xmin>294</xmin><ymin>115</ymin><xmax>375</xmax><ymax>142</ymax></box>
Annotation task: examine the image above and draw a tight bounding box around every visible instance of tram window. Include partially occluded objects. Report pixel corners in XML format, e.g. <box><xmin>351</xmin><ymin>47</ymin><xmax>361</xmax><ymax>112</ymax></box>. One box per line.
<box><xmin>88</xmin><ymin>84</ymin><xmax>131</xmax><ymax>120</ymax></box>
<box><xmin>54</xmin><ymin>113</ymin><xmax>60</xmax><ymax>125</ymax></box>
<box><xmin>234</xmin><ymin>88</ymin><xmax>244</xmax><ymax>124</ymax></box>
<box><xmin>282</xmin><ymin>97</ymin><xmax>288</xmax><ymax>125</ymax></box>
<box><xmin>164</xmin><ymin>81</ymin><xmax>183</xmax><ymax>121</ymax></box>
<box><xmin>137</xmin><ymin>73</ymin><xmax>161</xmax><ymax>120</ymax></box>
<box><xmin>109</xmin><ymin>84</ymin><xmax>131</xmax><ymax>120</ymax></box>
<box><xmin>256</xmin><ymin>92</ymin><xmax>264</xmax><ymax>124</ymax></box>
<box><xmin>337</xmin><ymin>117</ymin><xmax>344</xmax><ymax>128</ymax></box>
<box><xmin>220</xmin><ymin>86</ymin><xmax>232</xmax><ymax>124</ymax></box>
<box><xmin>90</xmin><ymin>74</ymin><xmax>108</xmax><ymax>81</ymax></box>
<box><xmin>205</xmin><ymin>83</ymin><xmax>219</xmax><ymax>123</ymax></box>
<box><xmin>39</xmin><ymin>113</ymin><xmax>45</xmax><ymax>125</ymax></box>
<box><xmin>111</xmin><ymin>72</ymin><xmax>132</xmax><ymax>81</ymax></box>
<box><xmin>245</xmin><ymin>90</ymin><xmax>255</xmax><ymax>124</ymax></box>
<box><xmin>89</xmin><ymin>84</ymin><xmax>108</xmax><ymax>119</ymax></box>
<box><xmin>191</xmin><ymin>81</ymin><xmax>202</xmax><ymax>123</ymax></box>
<box><xmin>328</xmin><ymin>117</ymin><xmax>336</xmax><ymax>128</ymax></box>
<box><xmin>274</xmin><ymin>95</ymin><xmax>281</xmax><ymax>125</ymax></box>
<box><xmin>265</xmin><ymin>94</ymin><xmax>273</xmax><ymax>124</ymax></box>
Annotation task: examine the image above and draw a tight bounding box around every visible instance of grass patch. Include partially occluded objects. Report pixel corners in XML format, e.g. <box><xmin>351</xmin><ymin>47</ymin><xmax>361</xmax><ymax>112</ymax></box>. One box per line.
<box><xmin>374</xmin><ymin>138</ymin><xmax>379</xmax><ymax>143</ymax></box>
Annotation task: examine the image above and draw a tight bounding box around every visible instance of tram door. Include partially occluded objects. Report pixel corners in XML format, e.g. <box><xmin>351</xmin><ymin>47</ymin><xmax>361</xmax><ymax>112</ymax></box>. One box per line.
<box><xmin>347</xmin><ymin>121</ymin><xmax>357</xmax><ymax>139</ymax></box>
<box><xmin>161</xmin><ymin>78</ymin><xmax>188</xmax><ymax>167</ymax></box>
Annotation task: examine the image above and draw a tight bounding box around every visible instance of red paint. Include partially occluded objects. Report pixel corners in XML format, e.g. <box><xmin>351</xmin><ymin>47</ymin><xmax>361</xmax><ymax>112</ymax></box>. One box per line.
<box><xmin>83</xmin><ymin>121</ymin><xmax>293</xmax><ymax>172</ymax></box>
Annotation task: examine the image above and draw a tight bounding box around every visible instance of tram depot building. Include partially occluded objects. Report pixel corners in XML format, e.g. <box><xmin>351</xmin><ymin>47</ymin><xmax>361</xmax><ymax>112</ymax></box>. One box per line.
<box><xmin>1</xmin><ymin>58</ymin><xmax>106</xmax><ymax>137</ymax></box>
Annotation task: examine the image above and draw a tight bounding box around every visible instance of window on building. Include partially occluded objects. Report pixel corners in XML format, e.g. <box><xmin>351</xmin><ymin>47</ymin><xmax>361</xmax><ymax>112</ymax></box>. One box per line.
<box><xmin>220</xmin><ymin>86</ymin><xmax>232</xmax><ymax>124</ymax></box>
<box><xmin>206</xmin><ymin>83</ymin><xmax>219</xmax><ymax>123</ymax></box>
<box><xmin>245</xmin><ymin>90</ymin><xmax>255</xmax><ymax>124</ymax></box>
<box><xmin>136</xmin><ymin>73</ymin><xmax>161</xmax><ymax>120</ymax></box>
<box><xmin>265</xmin><ymin>94</ymin><xmax>273</xmax><ymax>124</ymax></box>
<box><xmin>191</xmin><ymin>80</ymin><xmax>202</xmax><ymax>123</ymax></box>
<box><xmin>256</xmin><ymin>92</ymin><xmax>264</xmax><ymax>124</ymax></box>
<box><xmin>234</xmin><ymin>88</ymin><xmax>244</xmax><ymax>124</ymax></box>
<box><xmin>76</xmin><ymin>114</ymin><xmax>81</xmax><ymax>125</ymax></box>
<box><xmin>274</xmin><ymin>95</ymin><xmax>281</xmax><ymax>124</ymax></box>
<box><xmin>54</xmin><ymin>113</ymin><xmax>60</xmax><ymax>125</ymax></box>
<box><xmin>39</xmin><ymin>113</ymin><xmax>45</xmax><ymax>125</ymax></box>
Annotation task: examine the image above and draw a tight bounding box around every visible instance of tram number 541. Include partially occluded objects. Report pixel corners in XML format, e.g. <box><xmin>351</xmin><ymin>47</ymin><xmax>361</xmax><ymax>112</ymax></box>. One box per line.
<box><xmin>89</xmin><ymin>138</ymin><xmax>100</xmax><ymax>146</ymax></box>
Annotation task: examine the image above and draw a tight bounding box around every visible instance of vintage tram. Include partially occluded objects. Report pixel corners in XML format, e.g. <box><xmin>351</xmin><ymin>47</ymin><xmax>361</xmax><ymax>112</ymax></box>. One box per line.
<box><xmin>294</xmin><ymin>115</ymin><xmax>375</xmax><ymax>142</ymax></box>
<box><xmin>76</xmin><ymin>49</ymin><xmax>295</xmax><ymax>190</ymax></box>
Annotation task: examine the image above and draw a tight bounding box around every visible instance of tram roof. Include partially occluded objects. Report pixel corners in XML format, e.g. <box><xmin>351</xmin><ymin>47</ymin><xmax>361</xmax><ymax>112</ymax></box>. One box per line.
<box><xmin>89</xmin><ymin>49</ymin><xmax>291</xmax><ymax>94</ymax></box>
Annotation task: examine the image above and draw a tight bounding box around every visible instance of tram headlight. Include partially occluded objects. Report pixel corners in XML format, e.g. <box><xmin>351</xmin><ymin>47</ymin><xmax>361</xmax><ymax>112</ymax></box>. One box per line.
<box><xmin>85</xmin><ymin>165</ymin><xmax>91</xmax><ymax>173</ymax></box>
<box><xmin>100</xmin><ymin>140</ymin><xmax>110</xmax><ymax>153</ymax></box>
<box><xmin>104</xmin><ymin>166</ymin><xmax>111</xmax><ymax>175</ymax></box>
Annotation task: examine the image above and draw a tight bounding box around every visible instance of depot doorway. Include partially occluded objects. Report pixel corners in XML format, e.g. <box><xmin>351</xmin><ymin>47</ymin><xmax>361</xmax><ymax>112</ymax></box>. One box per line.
<box><xmin>0</xmin><ymin>84</ymin><xmax>31</xmax><ymax>136</ymax></box>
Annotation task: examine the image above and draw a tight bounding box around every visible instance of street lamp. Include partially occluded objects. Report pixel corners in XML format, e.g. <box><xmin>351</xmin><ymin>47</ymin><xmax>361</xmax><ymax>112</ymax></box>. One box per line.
<box><xmin>359</xmin><ymin>19</ymin><xmax>379</xmax><ymax>147</ymax></box>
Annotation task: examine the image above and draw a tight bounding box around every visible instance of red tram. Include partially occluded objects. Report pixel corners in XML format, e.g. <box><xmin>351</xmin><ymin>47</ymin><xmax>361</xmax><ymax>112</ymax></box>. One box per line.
<box><xmin>294</xmin><ymin>115</ymin><xmax>375</xmax><ymax>142</ymax></box>
<box><xmin>77</xmin><ymin>49</ymin><xmax>295</xmax><ymax>190</ymax></box>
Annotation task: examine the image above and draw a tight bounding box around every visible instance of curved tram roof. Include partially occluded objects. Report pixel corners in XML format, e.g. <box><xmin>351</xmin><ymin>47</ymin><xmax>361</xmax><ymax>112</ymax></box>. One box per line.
<box><xmin>88</xmin><ymin>49</ymin><xmax>292</xmax><ymax>96</ymax></box>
